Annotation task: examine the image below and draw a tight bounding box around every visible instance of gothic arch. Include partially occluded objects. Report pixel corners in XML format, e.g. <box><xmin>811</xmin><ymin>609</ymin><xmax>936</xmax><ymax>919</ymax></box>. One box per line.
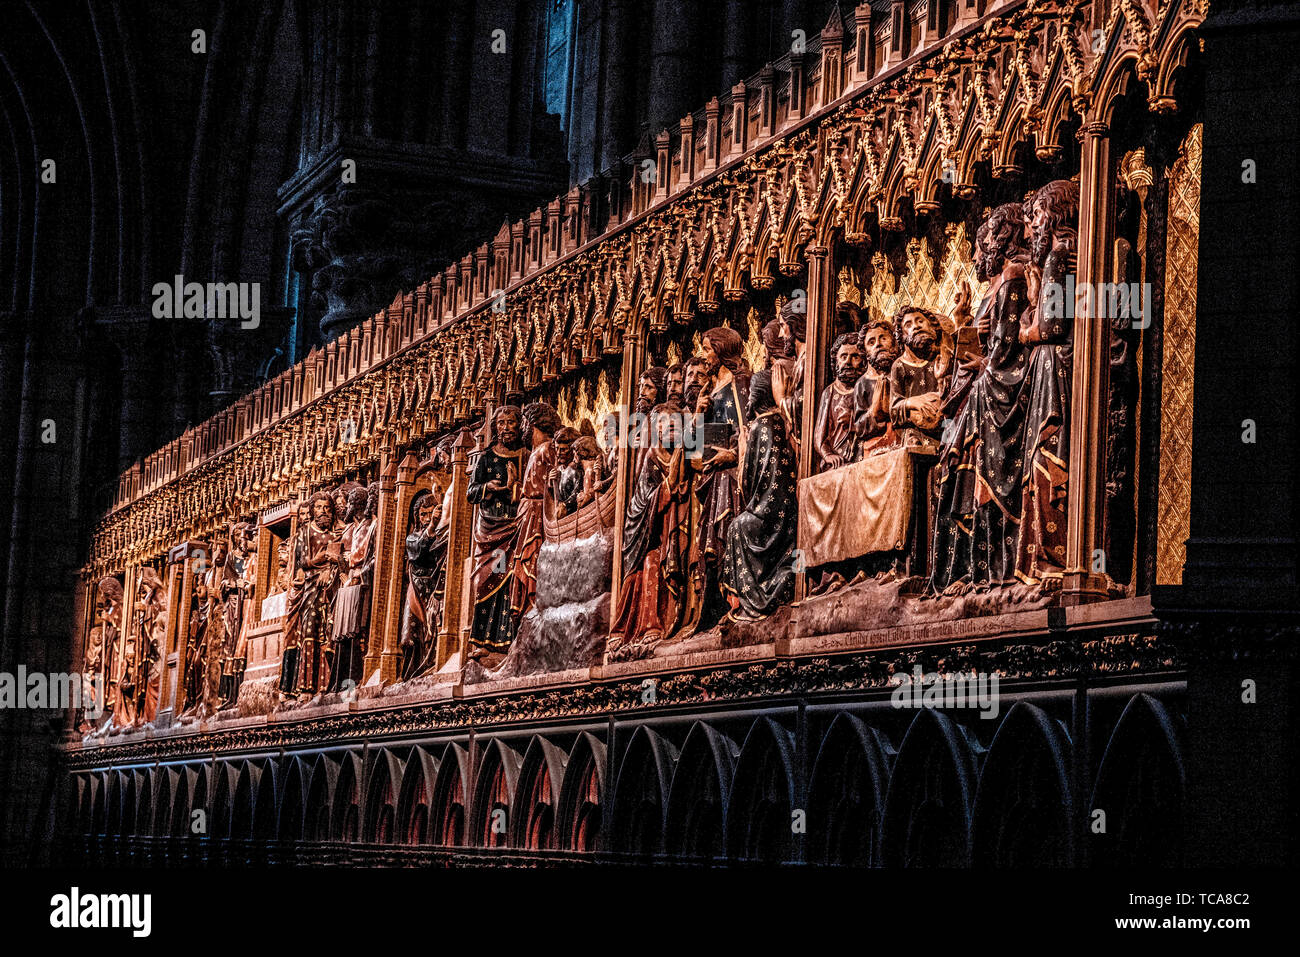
<box><xmin>664</xmin><ymin>722</ymin><xmax>739</xmax><ymax>862</ymax></box>
<box><xmin>971</xmin><ymin>702</ymin><xmax>1075</xmax><ymax>867</ymax></box>
<box><xmin>90</xmin><ymin>773</ymin><xmax>107</xmax><ymax>836</ymax></box>
<box><xmin>880</xmin><ymin>709</ymin><xmax>982</xmax><ymax>867</ymax></box>
<box><xmin>331</xmin><ymin>751</ymin><xmax>363</xmax><ymax>843</ymax></box>
<box><xmin>1089</xmin><ymin>693</ymin><xmax>1185</xmax><ymax>867</ymax></box>
<box><xmin>192</xmin><ymin>765</ymin><xmax>210</xmax><ymax>837</ymax></box>
<box><xmin>470</xmin><ymin>738</ymin><xmax>521</xmax><ymax>849</ymax></box>
<box><xmin>726</xmin><ymin>717</ymin><xmax>798</xmax><ymax>864</ymax></box>
<box><xmin>303</xmin><ymin>753</ymin><xmax>339</xmax><ymax>843</ymax></box>
<box><xmin>230</xmin><ymin>761</ymin><xmax>258</xmax><ymax>841</ymax></box>
<box><xmin>136</xmin><ymin>769</ymin><xmax>155</xmax><ymax>837</ymax></box>
<box><xmin>363</xmin><ymin>749</ymin><xmax>404</xmax><ymax>844</ymax></box>
<box><xmin>555</xmin><ymin>732</ymin><xmax>606</xmax><ymax>853</ymax></box>
<box><xmin>252</xmin><ymin>759</ymin><xmax>279</xmax><ymax>843</ymax></box>
<box><xmin>279</xmin><ymin>757</ymin><xmax>308</xmax><ymax>842</ymax></box>
<box><xmin>609</xmin><ymin>725</ymin><xmax>678</xmax><ymax>858</ymax></box>
<box><xmin>153</xmin><ymin>767</ymin><xmax>174</xmax><ymax>837</ymax></box>
<box><xmin>395</xmin><ymin>747</ymin><xmax>439</xmax><ymax>845</ymax></box>
<box><xmin>211</xmin><ymin>763</ymin><xmax>236</xmax><ymax>840</ymax></box>
<box><xmin>430</xmin><ymin>742</ymin><xmax>471</xmax><ymax>847</ymax></box>
<box><xmin>807</xmin><ymin>712</ymin><xmax>894</xmax><ymax>866</ymax></box>
<box><xmin>106</xmin><ymin>771</ymin><xmax>124</xmax><ymax>838</ymax></box>
<box><xmin>168</xmin><ymin>766</ymin><xmax>193</xmax><ymax>838</ymax></box>
<box><xmin>510</xmin><ymin>735</ymin><xmax>567</xmax><ymax>850</ymax></box>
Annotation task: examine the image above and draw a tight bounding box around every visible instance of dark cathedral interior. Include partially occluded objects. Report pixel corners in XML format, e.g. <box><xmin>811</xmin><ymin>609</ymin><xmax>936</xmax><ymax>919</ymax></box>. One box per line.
<box><xmin>0</xmin><ymin>0</ymin><xmax>1295</xmax><ymax>934</ymax></box>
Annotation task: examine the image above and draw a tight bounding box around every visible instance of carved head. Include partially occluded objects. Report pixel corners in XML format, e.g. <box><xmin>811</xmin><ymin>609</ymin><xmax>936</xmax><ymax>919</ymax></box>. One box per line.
<box><xmin>860</xmin><ymin>318</ymin><xmax>901</xmax><ymax>373</ymax></box>
<box><xmin>637</xmin><ymin>367</ymin><xmax>668</xmax><ymax>413</ymax></box>
<box><xmin>492</xmin><ymin>405</ymin><xmax>523</xmax><ymax>449</ymax></box>
<box><xmin>344</xmin><ymin>485</ymin><xmax>368</xmax><ymax>522</ymax></box>
<box><xmin>779</xmin><ymin>297</ymin><xmax>807</xmax><ymax>344</ymax></box>
<box><xmin>573</xmin><ymin>435</ymin><xmax>602</xmax><ymax>461</ymax></box>
<box><xmin>521</xmin><ymin>402</ymin><xmax>562</xmax><ymax>445</ymax></box>
<box><xmin>762</xmin><ymin>319</ymin><xmax>793</xmax><ymax>366</ymax></box>
<box><xmin>895</xmin><ymin>306</ymin><xmax>941</xmax><ymax>361</ymax></box>
<box><xmin>701</xmin><ymin>326</ymin><xmax>744</xmax><ymax>376</ymax></box>
<box><xmin>665</xmin><ymin>363</ymin><xmax>685</xmax><ymax>402</ymax></box>
<box><xmin>309</xmin><ymin>490</ymin><xmax>336</xmax><ymax>528</ymax></box>
<box><xmin>97</xmin><ymin>576</ymin><xmax>124</xmax><ymax>608</ymax></box>
<box><xmin>975</xmin><ymin>202</ymin><xmax>1029</xmax><ymax>281</ymax></box>
<box><xmin>650</xmin><ymin>405</ymin><xmax>681</xmax><ymax>449</ymax></box>
<box><xmin>832</xmin><ymin>332</ymin><xmax>865</xmax><ymax>385</ymax></box>
<box><xmin>296</xmin><ymin>501</ymin><xmax>312</xmax><ymax>526</ymax></box>
<box><xmin>747</xmin><ymin>368</ymin><xmax>777</xmax><ymax>419</ymax></box>
<box><xmin>366</xmin><ymin>482</ymin><xmax>380</xmax><ymax>519</ymax></box>
<box><xmin>553</xmin><ymin>426</ymin><xmax>579</xmax><ymax>464</ymax></box>
<box><xmin>410</xmin><ymin>488</ymin><xmax>438</xmax><ymax>530</ymax></box>
<box><xmin>1027</xmin><ymin>179</ymin><xmax>1080</xmax><ymax>267</ymax></box>
<box><xmin>684</xmin><ymin>355</ymin><xmax>712</xmax><ymax>402</ymax></box>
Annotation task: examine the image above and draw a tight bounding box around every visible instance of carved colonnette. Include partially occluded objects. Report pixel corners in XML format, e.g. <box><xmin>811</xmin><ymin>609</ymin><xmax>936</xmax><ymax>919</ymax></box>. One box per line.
<box><xmin>72</xmin><ymin>0</ymin><xmax>1207</xmax><ymax>740</ymax></box>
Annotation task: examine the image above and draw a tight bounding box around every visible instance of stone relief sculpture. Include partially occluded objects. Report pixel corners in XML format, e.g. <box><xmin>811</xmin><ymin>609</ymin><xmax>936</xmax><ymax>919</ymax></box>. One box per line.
<box><xmin>329</xmin><ymin>483</ymin><xmax>378</xmax><ymax>691</ymax></box>
<box><xmin>291</xmin><ymin>491</ymin><xmax>342</xmax><ymax>696</ymax></box>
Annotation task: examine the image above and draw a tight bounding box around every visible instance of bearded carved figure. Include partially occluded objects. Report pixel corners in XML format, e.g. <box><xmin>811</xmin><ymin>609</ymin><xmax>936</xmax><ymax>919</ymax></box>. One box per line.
<box><xmin>291</xmin><ymin>492</ymin><xmax>342</xmax><ymax>696</ymax></box>
<box><xmin>91</xmin><ymin>577</ymin><xmax>124</xmax><ymax>727</ymax></box>
<box><xmin>814</xmin><ymin>332</ymin><xmax>867</xmax><ymax>470</ymax></box>
<box><xmin>608</xmin><ymin>405</ymin><xmax>691</xmax><ymax>660</ymax></box>
<box><xmin>329</xmin><ymin>483</ymin><xmax>379</xmax><ymax>691</ymax></box>
<box><xmin>467</xmin><ymin>405</ymin><xmax>528</xmax><ymax>663</ymax></box>
<box><xmin>219</xmin><ymin>522</ymin><xmax>256</xmax><ymax>707</ymax></box>
<box><xmin>1016</xmin><ymin>178</ymin><xmax>1080</xmax><ymax>585</ymax></box>
<box><xmin>930</xmin><ymin>202</ymin><xmax>1034</xmax><ymax>593</ymax></box>
<box><xmin>124</xmin><ymin>567</ymin><xmax>166</xmax><ymax>727</ymax></box>
<box><xmin>721</xmin><ymin>370</ymin><xmax>798</xmax><ymax>619</ymax></box>
<box><xmin>509</xmin><ymin>402</ymin><xmax>564</xmax><ymax>624</ymax></box>
<box><xmin>888</xmin><ymin>306</ymin><xmax>950</xmax><ymax>441</ymax></box>
<box><xmin>854</xmin><ymin>318</ymin><xmax>902</xmax><ymax>456</ymax></box>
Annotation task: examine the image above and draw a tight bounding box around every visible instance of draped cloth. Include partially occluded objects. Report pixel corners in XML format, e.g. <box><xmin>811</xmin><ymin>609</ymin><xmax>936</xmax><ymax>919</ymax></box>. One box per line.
<box><xmin>723</xmin><ymin>410</ymin><xmax>797</xmax><ymax>619</ymax></box>
<box><xmin>509</xmin><ymin>440</ymin><xmax>557</xmax><ymax>620</ymax></box>
<box><xmin>797</xmin><ymin>445</ymin><xmax>914</xmax><ymax>568</ymax></box>
<box><xmin>400</xmin><ymin>517</ymin><xmax>449</xmax><ymax>680</ymax></box>
<box><xmin>609</xmin><ymin>446</ymin><xmax>689</xmax><ymax>651</ymax></box>
<box><xmin>1016</xmin><ymin>247</ymin><xmax>1075</xmax><ymax>583</ymax></box>
<box><xmin>930</xmin><ymin>276</ymin><xmax>1032</xmax><ymax>590</ymax></box>
<box><xmin>294</xmin><ymin>521</ymin><xmax>341</xmax><ymax>694</ymax></box>
<box><xmin>468</xmin><ymin>446</ymin><xmax>527</xmax><ymax>654</ymax></box>
<box><xmin>676</xmin><ymin>375</ymin><xmax>747</xmax><ymax>636</ymax></box>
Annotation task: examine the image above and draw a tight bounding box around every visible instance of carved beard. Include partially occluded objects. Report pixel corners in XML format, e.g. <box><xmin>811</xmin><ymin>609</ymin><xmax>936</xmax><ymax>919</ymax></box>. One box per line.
<box><xmin>836</xmin><ymin>364</ymin><xmax>865</xmax><ymax>385</ymax></box>
<box><xmin>976</xmin><ymin>245</ymin><xmax>1001</xmax><ymax>281</ymax></box>
<box><xmin>635</xmin><ymin>394</ymin><xmax>655</xmax><ymax>414</ymax></box>
<box><xmin>904</xmin><ymin>330</ymin><xmax>936</xmax><ymax>360</ymax></box>
<box><xmin>868</xmin><ymin>346</ymin><xmax>901</xmax><ymax>374</ymax></box>
<box><xmin>1031</xmin><ymin>227</ymin><xmax>1053</xmax><ymax>267</ymax></box>
<box><xmin>495</xmin><ymin>422</ymin><xmax>521</xmax><ymax>449</ymax></box>
<box><xmin>683</xmin><ymin>385</ymin><xmax>701</xmax><ymax>409</ymax></box>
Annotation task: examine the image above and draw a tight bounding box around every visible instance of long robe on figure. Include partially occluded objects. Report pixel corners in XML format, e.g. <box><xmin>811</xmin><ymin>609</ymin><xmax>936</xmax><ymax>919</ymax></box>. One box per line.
<box><xmin>509</xmin><ymin>439</ymin><xmax>557</xmax><ymax>621</ymax></box>
<box><xmin>1015</xmin><ymin>245</ymin><xmax>1075</xmax><ymax>583</ymax></box>
<box><xmin>930</xmin><ymin>274</ymin><xmax>1032</xmax><ymax>590</ymax></box>
<box><xmin>721</xmin><ymin>407</ymin><xmax>798</xmax><ymax>618</ymax></box>
<box><xmin>677</xmin><ymin>374</ymin><xmax>748</xmax><ymax>636</ymax></box>
<box><xmin>609</xmin><ymin>444</ymin><xmax>689</xmax><ymax>653</ymax></box>
<box><xmin>467</xmin><ymin>445</ymin><xmax>527</xmax><ymax>655</ymax></box>
<box><xmin>400</xmin><ymin>495</ymin><xmax>451</xmax><ymax>680</ymax></box>
<box><xmin>294</xmin><ymin>520</ymin><xmax>341</xmax><ymax>694</ymax></box>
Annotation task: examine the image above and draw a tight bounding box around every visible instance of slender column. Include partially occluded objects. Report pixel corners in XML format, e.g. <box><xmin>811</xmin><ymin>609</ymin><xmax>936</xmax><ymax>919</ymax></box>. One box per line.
<box><xmin>609</xmin><ymin>331</ymin><xmax>646</xmax><ymax>615</ymax></box>
<box><xmin>437</xmin><ymin>430</ymin><xmax>474</xmax><ymax>669</ymax></box>
<box><xmin>364</xmin><ymin>450</ymin><xmax>399</xmax><ymax>681</ymax></box>
<box><xmin>1062</xmin><ymin>122</ymin><xmax>1113</xmax><ymax>604</ymax></box>
<box><xmin>794</xmin><ymin>246</ymin><xmax>832</xmax><ymax>600</ymax></box>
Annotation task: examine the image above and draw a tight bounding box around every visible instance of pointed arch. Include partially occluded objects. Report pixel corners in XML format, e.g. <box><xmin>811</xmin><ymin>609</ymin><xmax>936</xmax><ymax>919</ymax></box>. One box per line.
<box><xmin>971</xmin><ymin>702</ymin><xmax>1075</xmax><ymax>867</ymax></box>
<box><xmin>331</xmin><ymin>751</ymin><xmax>363</xmax><ymax>843</ymax></box>
<box><xmin>556</xmin><ymin>732</ymin><xmax>606</xmax><ymax>853</ymax></box>
<box><xmin>510</xmin><ymin>735</ymin><xmax>568</xmax><ymax>851</ymax></box>
<box><xmin>363</xmin><ymin>749</ymin><xmax>404</xmax><ymax>844</ymax></box>
<box><xmin>396</xmin><ymin>746</ymin><xmax>439</xmax><ymax>845</ymax></box>
<box><xmin>303</xmin><ymin>753</ymin><xmax>339</xmax><ymax>843</ymax></box>
<box><xmin>1089</xmin><ymin>693</ymin><xmax>1185</xmax><ymax>867</ymax></box>
<box><xmin>609</xmin><ymin>725</ymin><xmax>678</xmax><ymax>858</ymax></box>
<box><xmin>808</xmin><ymin>712</ymin><xmax>895</xmax><ymax>866</ymax></box>
<box><xmin>665</xmin><ymin>722</ymin><xmax>739</xmax><ymax>862</ymax></box>
<box><xmin>279</xmin><ymin>757</ymin><xmax>308</xmax><ymax>842</ymax></box>
<box><xmin>431</xmin><ymin>742</ymin><xmax>470</xmax><ymax>847</ymax></box>
<box><xmin>880</xmin><ymin>709</ymin><xmax>982</xmax><ymax>867</ymax></box>
<box><xmin>726</xmin><ymin>717</ymin><xmax>798</xmax><ymax>864</ymax></box>
<box><xmin>470</xmin><ymin>738</ymin><xmax>521</xmax><ymax>848</ymax></box>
